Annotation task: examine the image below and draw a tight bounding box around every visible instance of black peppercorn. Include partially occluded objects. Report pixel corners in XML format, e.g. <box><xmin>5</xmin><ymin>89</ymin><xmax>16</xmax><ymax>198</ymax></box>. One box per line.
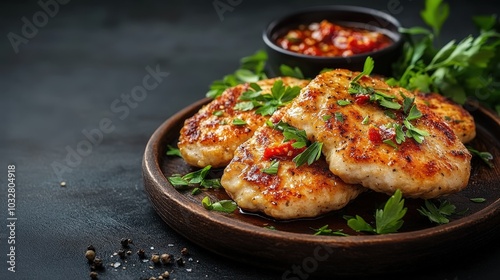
<box><xmin>176</xmin><ymin>257</ymin><xmax>185</xmax><ymax>266</ymax></box>
<box><xmin>180</xmin><ymin>247</ymin><xmax>189</xmax><ymax>256</ymax></box>
<box><xmin>120</xmin><ymin>238</ymin><xmax>133</xmax><ymax>247</ymax></box>
<box><xmin>137</xmin><ymin>248</ymin><xmax>146</xmax><ymax>259</ymax></box>
<box><xmin>87</xmin><ymin>245</ymin><xmax>96</xmax><ymax>252</ymax></box>
<box><xmin>117</xmin><ymin>249</ymin><xmax>126</xmax><ymax>259</ymax></box>
<box><xmin>90</xmin><ymin>271</ymin><xmax>98</xmax><ymax>279</ymax></box>
<box><xmin>93</xmin><ymin>258</ymin><xmax>103</xmax><ymax>270</ymax></box>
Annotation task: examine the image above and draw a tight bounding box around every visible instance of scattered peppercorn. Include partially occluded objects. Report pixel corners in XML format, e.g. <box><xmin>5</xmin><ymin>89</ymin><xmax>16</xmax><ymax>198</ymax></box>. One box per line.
<box><xmin>160</xmin><ymin>254</ymin><xmax>172</xmax><ymax>264</ymax></box>
<box><xmin>126</xmin><ymin>250</ymin><xmax>132</xmax><ymax>255</ymax></box>
<box><xmin>149</xmin><ymin>277</ymin><xmax>157</xmax><ymax>280</ymax></box>
<box><xmin>92</xmin><ymin>258</ymin><xmax>103</xmax><ymax>270</ymax></box>
<box><xmin>90</xmin><ymin>271</ymin><xmax>98</xmax><ymax>279</ymax></box>
<box><xmin>151</xmin><ymin>254</ymin><xmax>160</xmax><ymax>264</ymax></box>
<box><xmin>137</xmin><ymin>249</ymin><xmax>146</xmax><ymax>259</ymax></box>
<box><xmin>87</xmin><ymin>245</ymin><xmax>96</xmax><ymax>252</ymax></box>
<box><xmin>85</xmin><ymin>250</ymin><xmax>96</xmax><ymax>262</ymax></box>
<box><xmin>120</xmin><ymin>238</ymin><xmax>133</xmax><ymax>248</ymax></box>
<box><xmin>117</xmin><ymin>249</ymin><xmax>126</xmax><ymax>259</ymax></box>
<box><xmin>161</xmin><ymin>271</ymin><xmax>170</xmax><ymax>278</ymax></box>
<box><xmin>180</xmin><ymin>248</ymin><xmax>189</xmax><ymax>256</ymax></box>
<box><xmin>175</xmin><ymin>257</ymin><xmax>185</xmax><ymax>266</ymax></box>
<box><xmin>60</xmin><ymin>181</ymin><xmax>66</xmax><ymax>187</ymax></box>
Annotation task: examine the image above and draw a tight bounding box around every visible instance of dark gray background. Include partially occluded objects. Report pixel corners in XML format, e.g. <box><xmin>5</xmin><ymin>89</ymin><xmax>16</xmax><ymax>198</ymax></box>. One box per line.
<box><xmin>1</xmin><ymin>0</ymin><xmax>499</xmax><ymax>279</ymax></box>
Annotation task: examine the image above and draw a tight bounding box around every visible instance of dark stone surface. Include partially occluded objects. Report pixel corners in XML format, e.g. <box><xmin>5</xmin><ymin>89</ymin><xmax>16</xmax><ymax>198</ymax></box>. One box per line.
<box><xmin>1</xmin><ymin>0</ymin><xmax>499</xmax><ymax>279</ymax></box>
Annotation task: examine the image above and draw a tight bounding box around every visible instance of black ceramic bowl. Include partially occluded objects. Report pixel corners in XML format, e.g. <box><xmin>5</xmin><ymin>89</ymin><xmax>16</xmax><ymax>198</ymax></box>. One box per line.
<box><xmin>263</xmin><ymin>5</ymin><xmax>404</xmax><ymax>78</ymax></box>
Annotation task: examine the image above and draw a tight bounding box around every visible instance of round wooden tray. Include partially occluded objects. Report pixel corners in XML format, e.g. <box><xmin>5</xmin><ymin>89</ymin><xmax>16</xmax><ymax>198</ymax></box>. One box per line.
<box><xmin>142</xmin><ymin>98</ymin><xmax>500</xmax><ymax>277</ymax></box>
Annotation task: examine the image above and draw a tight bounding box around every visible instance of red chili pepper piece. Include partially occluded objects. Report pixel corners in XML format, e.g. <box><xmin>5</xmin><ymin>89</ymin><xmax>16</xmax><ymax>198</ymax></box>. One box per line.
<box><xmin>355</xmin><ymin>94</ymin><xmax>371</xmax><ymax>105</ymax></box>
<box><xmin>368</xmin><ymin>127</ymin><xmax>383</xmax><ymax>144</ymax></box>
<box><xmin>263</xmin><ymin>141</ymin><xmax>306</xmax><ymax>160</ymax></box>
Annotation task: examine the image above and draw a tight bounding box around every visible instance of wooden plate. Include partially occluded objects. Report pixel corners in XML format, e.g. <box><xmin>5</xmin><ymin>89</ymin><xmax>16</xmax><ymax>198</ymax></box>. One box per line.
<box><xmin>142</xmin><ymin>98</ymin><xmax>500</xmax><ymax>276</ymax></box>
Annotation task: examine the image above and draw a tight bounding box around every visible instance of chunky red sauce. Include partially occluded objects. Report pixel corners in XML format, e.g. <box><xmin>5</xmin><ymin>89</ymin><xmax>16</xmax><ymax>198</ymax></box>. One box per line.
<box><xmin>277</xmin><ymin>20</ymin><xmax>393</xmax><ymax>57</ymax></box>
<box><xmin>263</xmin><ymin>140</ymin><xmax>306</xmax><ymax>160</ymax></box>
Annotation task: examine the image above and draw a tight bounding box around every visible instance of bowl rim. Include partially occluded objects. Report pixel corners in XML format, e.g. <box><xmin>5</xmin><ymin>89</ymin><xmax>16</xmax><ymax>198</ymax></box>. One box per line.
<box><xmin>262</xmin><ymin>5</ymin><xmax>404</xmax><ymax>61</ymax></box>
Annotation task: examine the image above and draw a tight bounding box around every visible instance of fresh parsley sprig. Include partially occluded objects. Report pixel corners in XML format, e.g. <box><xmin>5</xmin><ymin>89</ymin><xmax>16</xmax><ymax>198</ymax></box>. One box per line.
<box><xmin>202</xmin><ymin>196</ymin><xmax>238</xmax><ymax>213</ymax></box>
<box><xmin>418</xmin><ymin>199</ymin><xmax>456</xmax><ymax>224</ymax></box>
<box><xmin>167</xmin><ymin>165</ymin><xmax>222</xmax><ymax>190</ymax></box>
<box><xmin>234</xmin><ymin>80</ymin><xmax>302</xmax><ymax>116</ymax></box>
<box><xmin>388</xmin><ymin>0</ymin><xmax>500</xmax><ymax>115</ymax></box>
<box><xmin>346</xmin><ymin>189</ymin><xmax>407</xmax><ymax>234</ymax></box>
<box><xmin>466</xmin><ymin>146</ymin><xmax>494</xmax><ymax>168</ymax></box>
<box><xmin>269</xmin><ymin>121</ymin><xmax>323</xmax><ymax>167</ymax></box>
<box><xmin>206</xmin><ymin>50</ymin><xmax>268</xmax><ymax>99</ymax></box>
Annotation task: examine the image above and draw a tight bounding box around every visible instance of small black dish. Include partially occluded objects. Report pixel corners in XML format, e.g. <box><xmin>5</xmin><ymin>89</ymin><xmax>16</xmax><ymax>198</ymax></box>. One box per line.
<box><xmin>263</xmin><ymin>5</ymin><xmax>404</xmax><ymax>78</ymax></box>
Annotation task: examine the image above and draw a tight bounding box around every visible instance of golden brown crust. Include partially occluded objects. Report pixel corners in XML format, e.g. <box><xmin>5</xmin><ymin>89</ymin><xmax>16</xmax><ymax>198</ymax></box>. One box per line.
<box><xmin>417</xmin><ymin>92</ymin><xmax>476</xmax><ymax>143</ymax></box>
<box><xmin>282</xmin><ymin>69</ymin><xmax>472</xmax><ymax>199</ymax></box>
<box><xmin>221</xmin><ymin>109</ymin><xmax>365</xmax><ymax>219</ymax></box>
<box><xmin>178</xmin><ymin>77</ymin><xmax>310</xmax><ymax>168</ymax></box>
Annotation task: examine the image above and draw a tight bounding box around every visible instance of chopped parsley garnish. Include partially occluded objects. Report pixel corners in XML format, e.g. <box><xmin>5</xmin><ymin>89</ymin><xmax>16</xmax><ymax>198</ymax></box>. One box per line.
<box><xmin>346</xmin><ymin>189</ymin><xmax>407</xmax><ymax>234</ymax></box>
<box><xmin>270</xmin><ymin>121</ymin><xmax>323</xmax><ymax>167</ymax></box>
<box><xmin>262</xmin><ymin>160</ymin><xmax>279</xmax><ymax>175</ymax></box>
<box><xmin>334</xmin><ymin>112</ymin><xmax>344</xmax><ymax>123</ymax></box>
<box><xmin>311</xmin><ymin>225</ymin><xmax>349</xmax><ymax>236</ymax></box>
<box><xmin>361</xmin><ymin>116</ymin><xmax>370</xmax><ymax>125</ymax></box>
<box><xmin>234</xmin><ymin>80</ymin><xmax>302</xmax><ymax>116</ymax></box>
<box><xmin>350</xmin><ymin>58</ymin><xmax>429</xmax><ymax>147</ymax></box>
<box><xmin>201</xmin><ymin>196</ymin><xmax>238</xmax><ymax>213</ymax></box>
<box><xmin>167</xmin><ymin>165</ymin><xmax>222</xmax><ymax>190</ymax></box>
<box><xmin>466</xmin><ymin>146</ymin><xmax>494</xmax><ymax>168</ymax></box>
<box><xmin>418</xmin><ymin>199</ymin><xmax>456</xmax><ymax>224</ymax></box>
<box><xmin>322</xmin><ymin>115</ymin><xmax>332</xmax><ymax>121</ymax></box>
<box><xmin>232</xmin><ymin>118</ymin><xmax>247</xmax><ymax>126</ymax></box>
<box><xmin>292</xmin><ymin>142</ymin><xmax>323</xmax><ymax>167</ymax></box>
<box><xmin>337</xmin><ymin>99</ymin><xmax>352</xmax><ymax>106</ymax></box>
<box><xmin>206</xmin><ymin>50</ymin><xmax>268</xmax><ymax>99</ymax></box>
<box><xmin>213</xmin><ymin>110</ymin><xmax>223</xmax><ymax>117</ymax></box>
<box><xmin>166</xmin><ymin>145</ymin><xmax>181</xmax><ymax>157</ymax></box>
<box><xmin>280</xmin><ymin>64</ymin><xmax>305</xmax><ymax>79</ymax></box>
<box><xmin>470</xmin><ymin>197</ymin><xmax>486</xmax><ymax>203</ymax></box>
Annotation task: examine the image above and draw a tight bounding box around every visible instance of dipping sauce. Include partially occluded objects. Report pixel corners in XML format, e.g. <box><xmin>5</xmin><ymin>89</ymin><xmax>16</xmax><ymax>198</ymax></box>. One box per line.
<box><xmin>276</xmin><ymin>20</ymin><xmax>393</xmax><ymax>57</ymax></box>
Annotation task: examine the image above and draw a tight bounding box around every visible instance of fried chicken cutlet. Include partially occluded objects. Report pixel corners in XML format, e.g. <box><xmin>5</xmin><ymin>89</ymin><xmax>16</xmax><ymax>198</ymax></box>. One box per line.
<box><xmin>221</xmin><ymin>108</ymin><xmax>365</xmax><ymax>219</ymax></box>
<box><xmin>178</xmin><ymin>77</ymin><xmax>310</xmax><ymax>168</ymax></box>
<box><xmin>281</xmin><ymin>69</ymin><xmax>472</xmax><ymax>199</ymax></box>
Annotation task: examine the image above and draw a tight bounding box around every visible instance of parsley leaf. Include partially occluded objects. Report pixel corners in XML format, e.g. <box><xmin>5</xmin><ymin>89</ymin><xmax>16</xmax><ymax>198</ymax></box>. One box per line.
<box><xmin>418</xmin><ymin>199</ymin><xmax>456</xmax><ymax>224</ymax></box>
<box><xmin>470</xmin><ymin>197</ymin><xmax>486</xmax><ymax>203</ymax></box>
<box><xmin>206</xmin><ymin>50</ymin><xmax>268</xmax><ymax>98</ymax></box>
<box><xmin>352</xmin><ymin>56</ymin><xmax>375</xmax><ymax>83</ymax></box>
<box><xmin>312</xmin><ymin>225</ymin><xmax>349</xmax><ymax>236</ymax></box>
<box><xmin>234</xmin><ymin>80</ymin><xmax>302</xmax><ymax>116</ymax></box>
<box><xmin>292</xmin><ymin>142</ymin><xmax>323</xmax><ymax>167</ymax></box>
<box><xmin>420</xmin><ymin>0</ymin><xmax>449</xmax><ymax>36</ymax></box>
<box><xmin>280</xmin><ymin>64</ymin><xmax>305</xmax><ymax>79</ymax></box>
<box><xmin>202</xmin><ymin>196</ymin><xmax>238</xmax><ymax>213</ymax></box>
<box><xmin>262</xmin><ymin>160</ymin><xmax>279</xmax><ymax>175</ymax></box>
<box><xmin>232</xmin><ymin>118</ymin><xmax>247</xmax><ymax>125</ymax></box>
<box><xmin>167</xmin><ymin>165</ymin><xmax>222</xmax><ymax>190</ymax></box>
<box><xmin>391</xmin><ymin>1</ymin><xmax>500</xmax><ymax>114</ymax></box>
<box><xmin>347</xmin><ymin>189</ymin><xmax>407</xmax><ymax>234</ymax></box>
<box><xmin>466</xmin><ymin>146</ymin><xmax>494</xmax><ymax>168</ymax></box>
<box><xmin>166</xmin><ymin>145</ymin><xmax>181</xmax><ymax>157</ymax></box>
